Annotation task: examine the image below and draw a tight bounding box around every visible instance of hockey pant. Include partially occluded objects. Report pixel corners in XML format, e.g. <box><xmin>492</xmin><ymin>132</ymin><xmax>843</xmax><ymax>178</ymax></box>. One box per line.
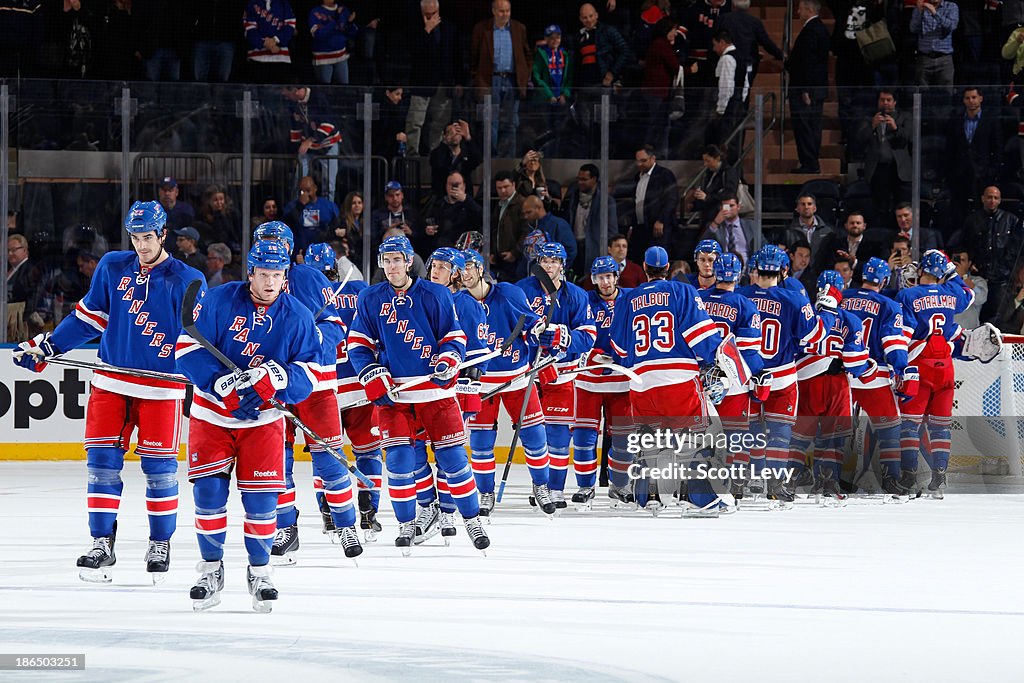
<box><xmin>467</xmin><ymin>386</ymin><xmax>550</xmax><ymax>492</ymax></box>
<box><xmin>539</xmin><ymin>380</ymin><xmax>575</xmax><ymax>492</ymax></box>
<box><xmin>899</xmin><ymin>357</ymin><xmax>955</xmax><ymax>472</ymax></box>
<box><xmin>413</xmin><ymin>438</ymin><xmax>456</xmax><ymax>514</ymax></box>
<box><xmin>791</xmin><ymin>374</ymin><xmax>852</xmax><ymax>479</ymax></box>
<box><xmin>574</xmin><ymin>389</ymin><xmax>632</xmax><ymax>489</ymax></box>
<box><xmin>852</xmin><ymin>385</ymin><xmax>902</xmax><ymax>480</ymax></box>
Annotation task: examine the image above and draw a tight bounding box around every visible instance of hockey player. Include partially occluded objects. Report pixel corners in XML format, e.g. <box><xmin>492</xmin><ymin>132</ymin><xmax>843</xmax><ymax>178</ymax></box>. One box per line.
<box><xmin>688</xmin><ymin>239</ymin><xmax>721</xmax><ymax>289</ymax></box>
<box><xmin>252</xmin><ymin>223</ymin><xmax>361</xmax><ymax>564</ymax></box>
<box><xmin>305</xmin><ymin>243</ymin><xmax>383</xmax><ymax>541</ymax></box>
<box><xmin>410</xmin><ymin>247</ymin><xmax>491</xmax><ymax>544</ymax></box>
<box><xmin>841</xmin><ymin>257</ymin><xmax>915</xmax><ymax>500</ymax></box>
<box><xmin>696</xmin><ymin>253</ymin><xmax>765</xmax><ymax>495</ymax></box>
<box><xmin>13</xmin><ymin>201</ymin><xmax>207</xmax><ymax>584</ymax></box>
<box><xmin>790</xmin><ymin>270</ymin><xmax>872</xmax><ymax>505</ymax></box>
<box><xmin>460</xmin><ymin>248</ymin><xmax>558</xmax><ymax>516</ymax></box>
<box><xmin>346</xmin><ymin>235</ymin><xmax>490</xmax><ymax>553</ymax></box>
<box><xmin>574</xmin><ymin>256</ymin><xmax>634</xmax><ymax>509</ymax></box>
<box><xmin>737</xmin><ymin>245</ymin><xmax>827</xmax><ymax>507</ymax></box>
<box><xmin>896</xmin><ymin>251</ymin><xmax>975</xmax><ymax>499</ymax></box>
<box><xmin>176</xmin><ymin>240</ymin><xmax>322</xmax><ymax>612</ymax></box>
<box><xmin>517</xmin><ymin>242</ymin><xmax>597</xmax><ymax>508</ymax></box>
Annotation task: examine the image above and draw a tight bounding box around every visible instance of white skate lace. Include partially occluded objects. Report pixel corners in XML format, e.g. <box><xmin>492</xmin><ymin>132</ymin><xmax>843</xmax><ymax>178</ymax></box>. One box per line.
<box><xmin>86</xmin><ymin>537</ymin><xmax>111</xmax><ymax>560</ymax></box>
<box><xmin>146</xmin><ymin>540</ymin><xmax>169</xmax><ymax>562</ymax></box>
<box><xmin>339</xmin><ymin>526</ymin><xmax>360</xmax><ymax>549</ymax></box>
<box><xmin>272</xmin><ymin>527</ymin><xmax>292</xmax><ymax>550</ymax></box>
<box><xmin>398</xmin><ymin>521</ymin><xmax>416</xmax><ymax>540</ymax></box>
<box><xmin>465</xmin><ymin>517</ymin><xmax>486</xmax><ymax>541</ymax></box>
<box><xmin>439</xmin><ymin>511</ymin><xmax>456</xmax><ymax>530</ymax></box>
<box><xmin>414</xmin><ymin>503</ymin><xmax>438</xmax><ymax>531</ymax></box>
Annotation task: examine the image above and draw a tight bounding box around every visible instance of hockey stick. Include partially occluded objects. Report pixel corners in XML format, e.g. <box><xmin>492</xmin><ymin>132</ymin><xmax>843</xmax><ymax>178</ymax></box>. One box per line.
<box><xmin>481</xmin><ymin>355</ymin><xmax>559</xmax><ymax>401</ymax></box>
<box><xmin>45</xmin><ymin>357</ymin><xmax>192</xmax><ymax>385</ymax></box>
<box><xmin>559</xmin><ymin>363</ymin><xmax>642</xmax><ymax>384</ymax></box>
<box><xmin>312</xmin><ymin>266</ymin><xmax>355</xmax><ymax>320</ymax></box>
<box><xmin>180</xmin><ymin>280</ymin><xmax>374</xmax><ymax>489</ymax></box>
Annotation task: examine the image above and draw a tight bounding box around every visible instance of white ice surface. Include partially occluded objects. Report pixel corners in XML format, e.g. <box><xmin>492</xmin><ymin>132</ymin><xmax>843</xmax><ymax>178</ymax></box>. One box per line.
<box><xmin>2</xmin><ymin>462</ymin><xmax>1023</xmax><ymax>682</ymax></box>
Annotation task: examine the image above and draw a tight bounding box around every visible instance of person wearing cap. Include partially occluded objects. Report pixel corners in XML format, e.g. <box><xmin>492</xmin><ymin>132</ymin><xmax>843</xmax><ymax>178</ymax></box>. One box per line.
<box><xmin>533</xmin><ymin>23</ymin><xmax>573</xmax><ymax>146</ymax></box>
<box><xmin>157</xmin><ymin>177</ymin><xmax>195</xmax><ymax>232</ymax></box>
<box><xmin>174</xmin><ymin>227</ymin><xmax>208</xmax><ymax>273</ymax></box>
<box><xmin>370</xmin><ymin>180</ymin><xmax>424</xmax><ymax>252</ymax></box>
<box><xmin>283</xmin><ymin>175</ymin><xmax>340</xmax><ymax>256</ymax></box>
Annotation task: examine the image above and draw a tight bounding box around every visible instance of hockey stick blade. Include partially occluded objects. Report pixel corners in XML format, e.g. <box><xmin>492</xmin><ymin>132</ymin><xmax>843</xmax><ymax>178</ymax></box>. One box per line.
<box><xmin>180</xmin><ymin>280</ymin><xmax>375</xmax><ymax>489</ymax></box>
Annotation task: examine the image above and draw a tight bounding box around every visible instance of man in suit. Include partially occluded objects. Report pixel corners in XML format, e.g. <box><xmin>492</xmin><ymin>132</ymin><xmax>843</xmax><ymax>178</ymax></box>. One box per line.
<box><xmin>470</xmin><ymin>0</ymin><xmax>532</xmax><ymax>158</ymax></box>
<box><xmin>779</xmin><ymin>193</ymin><xmax>835</xmax><ymax>274</ymax></box>
<box><xmin>784</xmin><ymin>0</ymin><xmax>830</xmax><ymax>174</ymax></box>
<box><xmin>491</xmin><ymin>170</ymin><xmax>528</xmax><ymax>281</ymax></box>
<box><xmin>703</xmin><ymin>190</ymin><xmax>763</xmax><ymax>266</ymax></box>
<box><xmin>823</xmin><ymin>211</ymin><xmax>888</xmax><ymax>282</ymax></box>
<box><xmin>719</xmin><ymin>0</ymin><xmax>784</xmax><ymax>88</ymax></box>
<box><xmin>946</xmin><ymin>87</ymin><xmax>1003</xmax><ymax>228</ymax></box>
<box><xmin>626</xmin><ymin>144</ymin><xmax>679</xmax><ymax>263</ymax></box>
<box><xmin>860</xmin><ymin>89</ymin><xmax>913</xmax><ymax>216</ymax></box>
<box><xmin>563</xmin><ymin>163</ymin><xmax>618</xmax><ymax>275</ymax></box>
<box><xmin>894</xmin><ymin>202</ymin><xmax>944</xmax><ymax>255</ymax></box>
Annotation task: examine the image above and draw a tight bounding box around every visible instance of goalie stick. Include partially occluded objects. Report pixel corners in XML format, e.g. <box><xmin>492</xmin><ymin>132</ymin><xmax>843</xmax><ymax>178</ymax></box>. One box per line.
<box><xmin>180</xmin><ymin>280</ymin><xmax>375</xmax><ymax>489</ymax></box>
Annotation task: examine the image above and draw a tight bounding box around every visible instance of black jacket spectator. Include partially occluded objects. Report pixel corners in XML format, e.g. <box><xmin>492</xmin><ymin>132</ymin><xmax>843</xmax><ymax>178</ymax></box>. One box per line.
<box><xmin>409</xmin><ymin>10</ymin><xmax>459</xmax><ymax>88</ymax></box>
<box><xmin>425</xmin><ymin>195</ymin><xmax>483</xmax><ymax>252</ymax></box>
<box><xmin>429</xmin><ymin>128</ymin><xmax>482</xmax><ymax>196</ymax></box>
<box><xmin>719</xmin><ymin>1</ymin><xmax>783</xmax><ymax>85</ymax></box>
<box><xmin>945</xmin><ymin>102</ymin><xmax>1002</xmax><ymax>209</ymax></box>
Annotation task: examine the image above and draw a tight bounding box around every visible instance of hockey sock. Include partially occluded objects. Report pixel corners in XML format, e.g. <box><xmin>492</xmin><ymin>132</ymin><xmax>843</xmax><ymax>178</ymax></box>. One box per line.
<box><xmin>607</xmin><ymin>433</ymin><xmax>633</xmax><ymax>488</ymax></box>
<box><xmin>276</xmin><ymin>445</ymin><xmax>298</xmax><ymax>529</ymax></box>
<box><xmin>413</xmin><ymin>440</ymin><xmax>438</xmax><ymax>506</ymax></box>
<box><xmin>520</xmin><ymin>423</ymin><xmax>551</xmax><ymax>486</ymax></box>
<box><xmin>435</xmin><ymin>471</ymin><xmax>456</xmax><ymax>513</ymax></box>
<box><xmin>572</xmin><ymin>427</ymin><xmax>599</xmax><ymax>489</ymax></box>
<box><xmin>435</xmin><ymin>446</ymin><xmax>480</xmax><ymax>518</ymax></box>
<box><xmin>85</xmin><ymin>447</ymin><xmax>125</xmax><ymax>539</ymax></box>
<box><xmin>789</xmin><ymin>430</ymin><xmax>813</xmax><ymax>472</ymax></box>
<box><xmin>765</xmin><ymin>420</ymin><xmax>794</xmax><ymax>475</ymax></box>
<box><xmin>241</xmin><ymin>491</ymin><xmax>277</xmax><ymax>567</ymax></box>
<box><xmin>354</xmin><ymin>449</ymin><xmax>383</xmax><ymax>510</ymax></box>
<box><xmin>875</xmin><ymin>423</ymin><xmax>902</xmax><ymax>480</ymax></box>
<box><xmin>813</xmin><ymin>438</ymin><xmax>843</xmax><ymax>481</ymax></box>
<box><xmin>311</xmin><ymin>451</ymin><xmax>356</xmax><ymax>528</ymax></box>
<box><xmin>469</xmin><ymin>429</ymin><xmax>497</xmax><ymax>493</ymax></box>
<box><xmin>313</xmin><ymin>476</ymin><xmax>325</xmax><ymax>510</ymax></box>
<box><xmin>142</xmin><ymin>458</ymin><xmax>178</xmax><ymax>541</ymax></box>
<box><xmin>926</xmin><ymin>418</ymin><xmax>952</xmax><ymax>471</ymax></box>
<box><xmin>900</xmin><ymin>416</ymin><xmax>924</xmax><ymax>472</ymax></box>
<box><xmin>385</xmin><ymin>444</ymin><xmax>417</xmax><ymax>523</ymax></box>
<box><xmin>193</xmin><ymin>475</ymin><xmax>230</xmax><ymax>562</ymax></box>
<box><xmin>545</xmin><ymin>424</ymin><xmax>571</xmax><ymax>492</ymax></box>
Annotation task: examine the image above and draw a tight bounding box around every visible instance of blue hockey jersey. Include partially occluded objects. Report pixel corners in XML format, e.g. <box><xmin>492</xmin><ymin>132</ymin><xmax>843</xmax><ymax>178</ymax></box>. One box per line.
<box><xmin>244</xmin><ymin>0</ymin><xmax>296</xmax><ymax>63</ymax></box>
<box><xmin>454</xmin><ymin>290</ymin><xmax>491</xmax><ymax>370</ymax></box>
<box><xmin>287</xmin><ymin>262</ymin><xmax>345</xmax><ymax>392</ymax></box>
<box><xmin>309</xmin><ymin>3</ymin><xmax>359</xmax><ymax>66</ymax></box>
<box><xmin>176</xmin><ymin>282</ymin><xmax>321</xmax><ymax>428</ymax></box>
<box><xmin>517</xmin><ymin>276</ymin><xmax>597</xmax><ymax>384</ymax></box>
<box><xmin>50</xmin><ymin>251</ymin><xmax>207</xmax><ymax>401</ymax></box>
<box><xmin>736</xmin><ymin>284</ymin><xmax>826</xmax><ymax>389</ymax></box>
<box><xmin>796</xmin><ymin>308</ymin><xmax>870</xmax><ymax>380</ymax></box>
<box><xmin>334</xmin><ymin>279</ymin><xmax>368</xmax><ymax>405</ymax></box>
<box><xmin>347</xmin><ymin>278</ymin><xmax>467</xmax><ymax>402</ymax></box>
<box><xmin>781</xmin><ymin>275</ymin><xmax>810</xmax><ymax>301</ymax></box>
<box><xmin>577</xmin><ymin>287</ymin><xmax>632</xmax><ymax>394</ymax></box>
<box><xmin>840</xmin><ymin>287</ymin><xmax>908</xmax><ymax>388</ymax></box>
<box><xmin>697</xmin><ymin>286</ymin><xmax>764</xmax><ymax>394</ymax></box>
<box><xmin>471</xmin><ymin>282</ymin><xmax>542</xmax><ymax>394</ymax></box>
<box><xmin>897</xmin><ymin>275</ymin><xmax>975</xmax><ymax>362</ymax></box>
<box><xmin>608</xmin><ymin>279</ymin><xmax>723</xmax><ymax>391</ymax></box>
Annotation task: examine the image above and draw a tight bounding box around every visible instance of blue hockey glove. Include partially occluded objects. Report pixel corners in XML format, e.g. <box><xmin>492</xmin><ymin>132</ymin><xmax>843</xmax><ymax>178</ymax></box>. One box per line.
<box><xmin>12</xmin><ymin>333</ymin><xmax>60</xmax><ymax>373</ymax></box>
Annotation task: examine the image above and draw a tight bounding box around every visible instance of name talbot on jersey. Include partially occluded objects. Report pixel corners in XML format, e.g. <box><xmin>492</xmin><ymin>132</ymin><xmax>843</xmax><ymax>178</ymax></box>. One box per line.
<box><xmin>910</xmin><ymin>294</ymin><xmax>958</xmax><ymax>311</ymax></box>
<box><xmin>117</xmin><ymin>277</ymin><xmax>173</xmax><ymax>357</ymax></box>
<box><xmin>630</xmin><ymin>292</ymin><xmax>672</xmax><ymax>312</ymax></box>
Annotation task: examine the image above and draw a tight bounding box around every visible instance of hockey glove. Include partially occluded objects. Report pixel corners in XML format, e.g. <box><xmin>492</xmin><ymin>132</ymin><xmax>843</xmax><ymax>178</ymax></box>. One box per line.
<box><xmin>582</xmin><ymin>348</ymin><xmax>614</xmax><ymax>375</ymax></box>
<box><xmin>213</xmin><ymin>371</ymin><xmax>259</xmax><ymax>421</ymax></box>
<box><xmin>12</xmin><ymin>333</ymin><xmax>60</xmax><ymax>373</ymax></box>
<box><xmin>455</xmin><ymin>376</ymin><xmax>483</xmax><ymax>417</ymax></box>
<box><xmin>430</xmin><ymin>352</ymin><xmax>461</xmax><ymax>387</ymax></box>
<box><xmin>539</xmin><ymin>323</ymin><xmax>571</xmax><ymax>356</ymax></box>
<box><xmin>528</xmin><ymin>318</ymin><xmax>547</xmax><ymax>344</ymax></box>
<box><xmin>962</xmin><ymin>323</ymin><xmax>1003</xmax><ymax>363</ymax></box>
<box><xmin>359</xmin><ymin>363</ymin><xmax>398</xmax><ymax>406</ymax></box>
<box><xmin>815</xmin><ymin>285</ymin><xmax>842</xmax><ymax>315</ymax></box>
<box><xmin>895</xmin><ymin>365</ymin><xmax>919</xmax><ymax>401</ymax></box>
<box><xmin>537</xmin><ymin>361</ymin><xmax>559</xmax><ymax>386</ymax></box>
<box><xmin>236</xmin><ymin>360</ymin><xmax>289</xmax><ymax>414</ymax></box>
<box><xmin>750</xmin><ymin>371</ymin><xmax>773</xmax><ymax>403</ymax></box>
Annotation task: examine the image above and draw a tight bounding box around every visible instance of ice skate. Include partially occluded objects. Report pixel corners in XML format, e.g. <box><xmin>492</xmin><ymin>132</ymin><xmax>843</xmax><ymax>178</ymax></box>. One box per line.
<box><xmin>144</xmin><ymin>539</ymin><xmax>170</xmax><ymax>584</ymax></box>
<box><xmin>463</xmin><ymin>515</ymin><xmax>490</xmax><ymax>554</ymax></box>
<box><xmin>551</xmin><ymin>489</ymin><xmax>567</xmax><ymax>509</ymax></box>
<box><xmin>270</xmin><ymin>523</ymin><xmax>299</xmax><ymax>566</ymax></box>
<box><xmin>791</xmin><ymin>467</ymin><xmax>815</xmax><ymax>492</ymax></box>
<box><xmin>926</xmin><ymin>467</ymin><xmax>946</xmax><ymax>500</ymax></box>
<box><xmin>645</xmin><ymin>492</ymin><xmax>666</xmax><ymax>516</ymax></box>
<box><xmin>608</xmin><ymin>482</ymin><xmax>637</xmax><ymax>510</ymax></box>
<box><xmin>571</xmin><ymin>486</ymin><xmax>595</xmax><ymax>511</ymax></box>
<box><xmin>818</xmin><ymin>471</ymin><xmax>848</xmax><ymax>508</ymax></box>
<box><xmin>413</xmin><ymin>501</ymin><xmax>440</xmax><ymax>545</ymax></box>
<box><xmin>767</xmin><ymin>476</ymin><xmax>795</xmax><ymax>511</ymax></box>
<box><xmin>319</xmin><ymin>496</ymin><xmax>337</xmax><ymax>541</ymax></box>
<box><xmin>881</xmin><ymin>474</ymin><xmax>910</xmax><ymax>504</ymax></box>
<box><xmin>738</xmin><ymin>478</ymin><xmax>771</xmax><ymax>511</ymax></box>
<box><xmin>900</xmin><ymin>470</ymin><xmax>921</xmax><ymax>498</ymax></box>
<box><xmin>530</xmin><ymin>483</ymin><xmax>557</xmax><ymax>516</ymax></box>
<box><xmin>338</xmin><ymin>526</ymin><xmax>363</xmax><ymax>562</ymax></box>
<box><xmin>395</xmin><ymin>521</ymin><xmax>416</xmax><ymax>556</ymax></box>
<box><xmin>729</xmin><ymin>477</ymin><xmax>746</xmax><ymax>500</ymax></box>
<box><xmin>681</xmin><ymin>498</ymin><xmax>722</xmax><ymax>518</ymax></box>
<box><xmin>358</xmin><ymin>491</ymin><xmax>381</xmax><ymax>542</ymax></box>
<box><xmin>439</xmin><ymin>511</ymin><xmax>457</xmax><ymax>545</ymax></box>
<box><xmin>76</xmin><ymin>522</ymin><xmax>116</xmax><ymax>583</ymax></box>
<box><xmin>247</xmin><ymin>564</ymin><xmax>278</xmax><ymax>613</ymax></box>
<box><xmin>189</xmin><ymin>560</ymin><xmax>224</xmax><ymax>611</ymax></box>
<box><xmin>478</xmin><ymin>492</ymin><xmax>495</xmax><ymax>523</ymax></box>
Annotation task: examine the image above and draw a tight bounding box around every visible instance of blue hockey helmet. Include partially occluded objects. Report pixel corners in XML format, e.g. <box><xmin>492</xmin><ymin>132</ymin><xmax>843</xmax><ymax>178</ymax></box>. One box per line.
<box><xmin>124</xmin><ymin>201</ymin><xmax>167</xmax><ymax>234</ymax></box>
<box><xmin>714</xmin><ymin>253</ymin><xmax>743</xmax><ymax>283</ymax></box>
<box><xmin>247</xmin><ymin>240</ymin><xmax>292</xmax><ymax>273</ymax></box>
<box><xmin>920</xmin><ymin>250</ymin><xmax>951</xmax><ymax>280</ymax></box>
<box><xmin>536</xmin><ymin>241</ymin><xmax>567</xmax><ymax>263</ymax></box>
<box><xmin>861</xmin><ymin>256</ymin><xmax>891</xmax><ymax>286</ymax></box>
<box><xmin>779</xmin><ymin>250</ymin><xmax>791</xmax><ymax>269</ymax></box>
<box><xmin>378</xmin><ymin>234</ymin><xmax>415</xmax><ymax>267</ymax></box>
<box><xmin>305</xmin><ymin>242</ymin><xmax>337</xmax><ymax>273</ymax></box>
<box><xmin>694</xmin><ymin>239</ymin><xmax>723</xmax><ymax>259</ymax></box>
<box><xmin>754</xmin><ymin>245</ymin><xmax>786</xmax><ymax>273</ymax></box>
<box><xmin>462</xmin><ymin>249</ymin><xmax>485</xmax><ymax>270</ymax></box>
<box><xmin>428</xmin><ymin>246</ymin><xmax>466</xmax><ymax>274</ymax></box>
<box><xmin>253</xmin><ymin>221</ymin><xmax>294</xmax><ymax>254</ymax></box>
<box><xmin>817</xmin><ymin>269</ymin><xmax>845</xmax><ymax>291</ymax></box>
<box><xmin>590</xmin><ymin>255</ymin><xmax>619</xmax><ymax>283</ymax></box>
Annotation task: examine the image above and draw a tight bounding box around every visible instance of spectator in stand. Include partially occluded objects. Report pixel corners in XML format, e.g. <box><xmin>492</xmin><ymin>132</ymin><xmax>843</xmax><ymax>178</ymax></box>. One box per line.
<box><xmin>374</xmin><ymin>86</ymin><xmax>409</xmax><ymax>160</ymax></box>
<box><xmin>964</xmin><ymin>186</ymin><xmax>1024</xmax><ymax>326</ymax></box>
<box><xmin>945</xmin><ymin>87</ymin><xmax>1002</xmax><ymax>228</ymax></box>
<box><xmin>670</xmin><ymin>260</ymin><xmax>693</xmax><ymax>282</ymax></box>
<box><xmin>335</xmin><ymin>191</ymin><xmax>366</xmax><ymax>261</ymax></box>
<box><xmin>243</xmin><ymin>0</ymin><xmax>296</xmax><ymax>83</ymax></box>
<box><xmin>515</xmin><ymin>149</ymin><xmax>561</xmax><ymax>212</ymax></box>
<box><xmin>62</xmin><ymin>224</ymin><xmax>109</xmax><ymax>259</ymax></box>
<box><xmin>156</xmin><ymin>177</ymin><xmax>194</xmax><ymax>232</ymax></box>
<box><xmin>830</xmin><ymin>0</ymin><xmax>885</xmax><ymax>146</ymax></box>
<box><xmin>679</xmin><ymin>0</ymin><xmax>730</xmax><ymax>91</ymax></box>
<box><xmin>949</xmin><ymin>246</ymin><xmax>987</xmax><ymax>329</ymax></box>
<box><xmin>909</xmin><ymin>0</ymin><xmax>958</xmax><ymax>88</ymax></box>
<box><xmin>92</xmin><ymin>0</ymin><xmax>135</xmax><ymax>81</ymax></box>
<box><xmin>785</xmin><ymin>0</ymin><xmax>830</xmax><ymax>174</ymax></box>
<box><xmin>703</xmin><ymin>191</ymin><xmax>762</xmax><ymax>266</ymax></box>
<box><xmin>6</xmin><ymin>234</ymin><xmax>42</xmax><ymax>342</ymax></box>
<box><xmin>205</xmin><ymin>242</ymin><xmax>239</xmax><ymax>288</ymax></box>
<box><xmin>532</xmin><ymin>24</ymin><xmax>573</xmax><ymax>144</ymax></box>
<box><xmin>521</xmin><ymin>195</ymin><xmax>577</xmax><ymax>269</ymax></box>
<box><xmin>429</xmin><ymin>120</ymin><xmax>481</xmax><ymax>197</ymax></box>
<box><xmin>641</xmin><ymin>18</ymin><xmax>681</xmax><ymax>160</ymax></box>
<box><xmin>633</xmin><ymin>0</ymin><xmax>670</xmax><ymax>60</ymax></box>
<box><xmin>893</xmin><ymin>202</ymin><xmax>943</xmax><ymax>252</ymax></box>
<box><xmin>861</xmin><ymin>89</ymin><xmax>912</xmax><ymax>217</ymax></box>
<box><xmin>574</xmin><ymin>3</ymin><xmax>633</xmax><ymax>91</ymax></box>
<box><xmin>824</xmin><ymin>211</ymin><xmax>887</xmax><ymax>274</ymax></box>
<box><xmin>788</xmin><ymin>238</ymin><xmax>817</xmax><ymax>294</ymax></box>
<box><xmin>780</xmin><ymin>193</ymin><xmax>835</xmax><ymax>275</ymax></box>
<box><xmin>194</xmin><ymin>185</ymin><xmax>239</xmax><ymax>248</ymax></box>
<box><xmin>719</xmin><ymin>0</ymin><xmax>784</xmax><ymax>88</ymax></box>
<box><xmin>710</xmin><ymin>30</ymin><xmax>749</xmax><ymax>165</ymax></box>
<box><xmin>425</xmin><ymin>171</ymin><xmax>483</xmax><ymax>250</ymax></box>
<box><xmin>282</xmin><ymin>83</ymin><xmax>342</xmax><ymax>204</ymax></box>
<box><xmin>328</xmin><ymin>236</ymin><xmax>363</xmax><ymax>282</ymax></box>
<box><xmin>996</xmin><ymin>263</ymin><xmax>1024</xmax><ymax>333</ymax></box>
<box><xmin>191</xmin><ymin>0</ymin><xmax>239</xmax><ymax>82</ymax></box>
<box><xmin>309</xmin><ymin>0</ymin><xmax>360</xmax><ymax>85</ymax></box>
<box><xmin>132</xmin><ymin>0</ymin><xmax>183</xmax><ymax>81</ymax></box>
<box><xmin>406</xmin><ymin>0</ymin><xmax>460</xmax><ymax>156</ymax></box>
<box><xmin>371</xmin><ymin>180</ymin><xmax>424</xmax><ymax>252</ymax></box>
<box><xmin>252</xmin><ymin>196</ymin><xmax>280</xmax><ymax>230</ymax></box>
<box><xmin>1001</xmin><ymin>25</ymin><xmax>1024</xmax><ymax>87</ymax></box>
<box><xmin>627</xmin><ymin>144</ymin><xmax>679</xmax><ymax>263</ymax></box>
<box><xmin>606</xmin><ymin>233</ymin><xmax>647</xmax><ymax>288</ymax></box>
<box><xmin>833</xmin><ymin>258</ymin><xmax>854</xmax><ymax>287</ymax></box>
<box><xmin>492</xmin><ymin>170</ymin><xmax>528</xmax><ymax>281</ymax></box>
<box><xmin>887</xmin><ymin>233</ymin><xmax>912</xmax><ymax>273</ymax></box>
<box><xmin>173</xmin><ymin>227</ymin><xmax>208</xmax><ymax>273</ymax></box>
<box><xmin>469</xmin><ymin>0</ymin><xmax>531</xmax><ymax>158</ymax></box>
<box><xmin>284</xmin><ymin>176</ymin><xmax>340</xmax><ymax>255</ymax></box>
<box><xmin>563</xmin><ymin>163</ymin><xmax>618</xmax><ymax>275</ymax></box>
<box><xmin>685</xmin><ymin>144</ymin><xmax>740</xmax><ymax>229</ymax></box>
